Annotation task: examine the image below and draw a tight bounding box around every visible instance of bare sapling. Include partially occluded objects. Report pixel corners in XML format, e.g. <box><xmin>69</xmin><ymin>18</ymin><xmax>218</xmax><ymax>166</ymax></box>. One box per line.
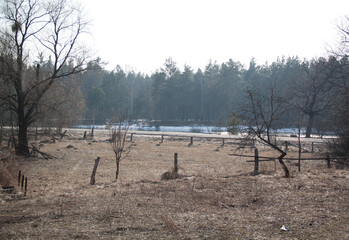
<box><xmin>110</xmin><ymin>120</ymin><xmax>132</xmax><ymax>181</ymax></box>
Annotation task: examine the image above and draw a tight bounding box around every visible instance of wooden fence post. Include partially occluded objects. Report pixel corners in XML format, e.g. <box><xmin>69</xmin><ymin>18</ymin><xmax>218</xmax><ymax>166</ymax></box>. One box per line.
<box><xmin>0</xmin><ymin>125</ymin><xmax>2</xmax><ymax>145</ymax></box>
<box><xmin>174</xmin><ymin>153</ymin><xmax>178</xmax><ymax>174</ymax></box>
<box><xmin>312</xmin><ymin>142</ymin><xmax>314</xmax><ymax>153</ymax></box>
<box><xmin>90</xmin><ymin>157</ymin><xmax>101</xmax><ymax>185</ymax></box>
<box><xmin>161</xmin><ymin>134</ymin><xmax>164</xmax><ymax>143</ymax></box>
<box><xmin>91</xmin><ymin>127</ymin><xmax>94</xmax><ymax>137</ymax></box>
<box><xmin>18</xmin><ymin>171</ymin><xmax>21</xmax><ymax>187</ymax></box>
<box><xmin>130</xmin><ymin>133</ymin><xmax>134</xmax><ymax>142</ymax></box>
<box><xmin>189</xmin><ymin>137</ymin><xmax>193</xmax><ymax>146</ymax></box>
<box><xmin>24</xmin><ymin>177</ymin><xmax>28</xmax><ymax>196</ymax></box>
<box><xmin>21</xmin><ymin>175</ymin><xmax>25</xmax><ymax>191</ymax></box>
<box><xmin>285</xmin><ymin>141</ymin><xmax>288</xmax><ymax>152</ymax></box>
<box><xmin>221</xmin><ymin>138</ymin><xmax>225</xmax><ymax>147</ymax></box>
<box><xmin>326</xmin><ymin>155</ymin><xmax>331</xmax><ymax>169</ymax></box>
<box><xmin>254</xmin><ymin>148</ymin><xmax>259</xmax><ymax>176</ymax></box>
<box><xmin>83</xmin><ymin>131</ymin><xmax>87</xmax><ymax>138</ymax></box>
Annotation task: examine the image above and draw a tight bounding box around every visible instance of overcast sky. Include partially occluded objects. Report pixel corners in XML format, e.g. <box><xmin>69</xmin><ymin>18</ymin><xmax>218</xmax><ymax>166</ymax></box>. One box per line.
<box><xmin>81</xmin><ymin>0</ymin><xmax>349</xmax><ymax>74</ymax></box>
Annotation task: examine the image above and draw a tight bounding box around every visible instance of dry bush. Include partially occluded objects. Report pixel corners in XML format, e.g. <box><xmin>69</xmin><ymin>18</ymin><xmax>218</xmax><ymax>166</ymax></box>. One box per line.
<box><xmin>161</xmin><ymin>168</ymin><xmax>179</xmax><ymax>180</ymax></box>
<box><xmin>0</xmin><ymin>165</ymin><xmax>16</xmax><ymax>187</ymax></box>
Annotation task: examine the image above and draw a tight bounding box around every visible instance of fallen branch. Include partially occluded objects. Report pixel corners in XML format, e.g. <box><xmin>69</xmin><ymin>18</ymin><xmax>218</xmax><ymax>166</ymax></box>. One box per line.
<box><xmin>30</xmin><ymin>145</ymin><xmax>56</xmax><ymax>160</ymax></box>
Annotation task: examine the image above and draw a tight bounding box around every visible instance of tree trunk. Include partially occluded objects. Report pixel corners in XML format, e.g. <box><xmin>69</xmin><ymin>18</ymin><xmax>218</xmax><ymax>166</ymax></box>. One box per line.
<box><xmin>115</xmin><ymin>159</ymin><xmax>120</xmax><ymax>180</ymax></box>
<box><xmin>17</xmin><ymin>122</ymin><xmax>29</xmax><ymax>155</ymax></box>
<box><xmin>17</xmin><ymin>97</ymin><xmax>29</xmax><ymax>155</ymax></box>
<box><xmin>305</xmin><ymin>114</ymin><xmax>314</xmax><ymax>138</ymax></box>
<box><xmin>278</xmin><ymin>152</ymin><xmax>290</xmax><ymax>178</ymax></box>
<box><xmin>16</xmin><ymin>76</ymin><xmax>30</xmax><ymax>155</ymax></box>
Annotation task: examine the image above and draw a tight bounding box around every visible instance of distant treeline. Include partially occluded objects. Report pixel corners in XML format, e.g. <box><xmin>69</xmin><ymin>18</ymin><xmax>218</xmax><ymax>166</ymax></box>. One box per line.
<box><xmin>80</xmin><ymin>56</ymin><xmax>348</xmax><ymax>133</ymax></box>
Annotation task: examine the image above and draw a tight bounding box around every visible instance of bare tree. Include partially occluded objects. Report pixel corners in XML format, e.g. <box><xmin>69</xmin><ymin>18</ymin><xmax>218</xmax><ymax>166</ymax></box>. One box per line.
<box><xmin>241</xmin><ymin>87</ymin><xmax>290</xmax><ymax>178</ymax></box>
<box><xmin>0</xmin><ymin>0</ymin><xmax>89</xmax><ymax>154</ymax></box>
<box><xmin>327</xmin><ymin>17</ymin><xmax>349</xmax><ymax>157</ymax></box>
<box><xmin>331</xmin><ymin>16</ymin><xmax>349</xmax><ymax>58</ymax></box>
<box><xmin>292</xmin><ymin>58</ymin><xmax>339</xmax><ymax>138</ymax></box>
<box><xmin>110</xmin><ymin>118</ymin><xmax>133</xmax><ymax>181</ymax></box>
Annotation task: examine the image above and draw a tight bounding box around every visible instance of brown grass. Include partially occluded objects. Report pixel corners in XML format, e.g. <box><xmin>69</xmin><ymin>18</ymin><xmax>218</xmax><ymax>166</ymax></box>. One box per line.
<box><xmin>0</xmin><ymin>129</ymin><xmax>348</xmax><ymax>239</ymax></box>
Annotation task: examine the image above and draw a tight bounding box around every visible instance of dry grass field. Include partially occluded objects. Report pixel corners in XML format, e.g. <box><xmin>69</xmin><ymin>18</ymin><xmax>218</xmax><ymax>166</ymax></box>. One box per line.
<box><xmin>1</xmin><ymin>129</ymin><xmax>348</xmax><ymax>239</ymax></box>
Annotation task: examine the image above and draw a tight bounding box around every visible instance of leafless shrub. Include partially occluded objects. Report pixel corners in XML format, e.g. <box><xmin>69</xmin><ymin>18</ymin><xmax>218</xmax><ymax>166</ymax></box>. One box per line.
<box><xmin>110</xmin><ymin>119</ymin><xmax>133</xmax><ymax>181</ymax></box>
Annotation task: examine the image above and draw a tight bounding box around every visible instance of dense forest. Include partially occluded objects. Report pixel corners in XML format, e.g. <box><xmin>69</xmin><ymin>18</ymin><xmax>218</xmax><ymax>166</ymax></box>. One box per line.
<box><xmin>78</xmin><ymin>56</ymin><xmax>348</xmax><ymax>135</ymax></box>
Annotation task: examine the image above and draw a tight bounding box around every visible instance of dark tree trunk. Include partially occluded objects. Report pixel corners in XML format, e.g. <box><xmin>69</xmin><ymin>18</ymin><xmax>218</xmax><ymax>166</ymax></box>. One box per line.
<box><xmin>277</xmin><ymin>152</ymin><xmax>290</xmax><ymax>178</ymax></box>
<box><xmin>18</xmin><ymin>121</ymin><xmax>29</xmax><ymax>155</ymax></box>
<box><xmin>115</xmin><ymin>160</ymin><xmax>120</xmax><ymax>180</ymax></box>
<box><xmin>17</xmin><ymin>94</ymin><xmax>30</xmax><ymax>155</ymax></box>
<box><xmin>305</xmin><ymin>114</ymin><xmax>314</xmax><ymax>138</ymax></box>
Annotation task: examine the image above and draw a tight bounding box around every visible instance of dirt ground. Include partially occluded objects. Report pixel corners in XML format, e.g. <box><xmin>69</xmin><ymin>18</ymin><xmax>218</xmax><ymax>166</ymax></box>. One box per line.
<box><xmin>0</xmin><ymin>129</ymin><xmax>348</xmax><ymax>239</ymax></box>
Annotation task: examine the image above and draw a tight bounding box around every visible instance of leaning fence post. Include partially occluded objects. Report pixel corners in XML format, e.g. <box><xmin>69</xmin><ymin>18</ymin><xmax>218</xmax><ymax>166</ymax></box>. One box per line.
<box><xmin>326</xmin><ymin>155</ymin><xmax>331</xmax><ymax>169</ymax></box>
<box><xmin>254</xmin><ymin>148</ymin><xmax>259</xmax><ymax>176</ymax></box>
<box><xmin>90</xmin><ymin>157</ymin><xmax>101</xmax><ymax>185</ymax></box>
<box><xmin>91</xmin><ymin>127</ymin><xmax>94</xmax><ymax>137</ymax></box>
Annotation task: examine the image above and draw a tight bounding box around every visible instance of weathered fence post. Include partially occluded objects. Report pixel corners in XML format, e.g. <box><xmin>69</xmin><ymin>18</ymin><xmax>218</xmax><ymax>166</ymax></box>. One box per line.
<box><xmin>83</xmin><ymin>131</ymin><xmax>87</xmax><ymax>138</ymax></box>
<box><xmin>130</xmin><ymin>133</ymin><xmax>134</xmax><ymax>142</ymax></box>
<box><xmin>326</xmin><ymin>155</ymin><xmax>331</xmax><ymax>169</ymax></box>
<box><xmin>221</xmin><ymin>138</ymin><xmax>225</xmax><ymax>147</ymax></box>
<box><xmin>24</xmin><ymin>177</ymin><xmax>28</xmax><ymax>196</ymax></box>
<box><xmin>21</xmin><ymin>175</ymin><xmax>24</xmax><ymax>191</ymax></box>
<box><xmin>90</xmin><ymin>157</ymin><xmax>101</xmax><ymax>185</ymax></box>
<box><xmin>189</xmin><ymin>137</ymin><xmax>193</xmax><ymax>146</ymax></box>
<box><xmin>312</xmin><ymin>142</ymin><xmax>314</xmax><ymax>153</ymax></box>
<box><xmin>174</xmin><ymin>153</ymin><xmax>178</xmax><ymax>174</ymax></box>
<box><xmin>161</xmin><ymin>134</ymin><xmax>164</xmax><ymax>143</ymax></box>
<box><xmin>18</xmin><ymin>171</ymin><xmax>21</xmax><ymax>187</ymax></box>
<box><xmin>285</xmin><ymin>141</ymin><xmax>288</xmax><ymax>152</ymax></box>
<box><xmin>254</xmin><ymin>148</ymin><xmax>259</xmax><ymax>176</ymax></box>
<box><xmin>0</xmin><ymin>125</ymin><xmax>2</xmax><ymax>145</ymax></box>
<box><xmin>91</xmin><ymin>127</ymin><xmax>94</xmax><ymax>138</ymax></box>
<box><xmin>35</xmin><ymin>126</ymin><xmax>38</xmax><ymax>140</ymax></box>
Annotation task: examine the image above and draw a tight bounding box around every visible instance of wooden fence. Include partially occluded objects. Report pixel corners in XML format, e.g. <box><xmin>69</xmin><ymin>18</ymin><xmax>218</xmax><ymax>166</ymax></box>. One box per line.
<box><xmin>229</xmin><ymin>149</ymin><xmax>349</xmax><ymax>175</ymax></box>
